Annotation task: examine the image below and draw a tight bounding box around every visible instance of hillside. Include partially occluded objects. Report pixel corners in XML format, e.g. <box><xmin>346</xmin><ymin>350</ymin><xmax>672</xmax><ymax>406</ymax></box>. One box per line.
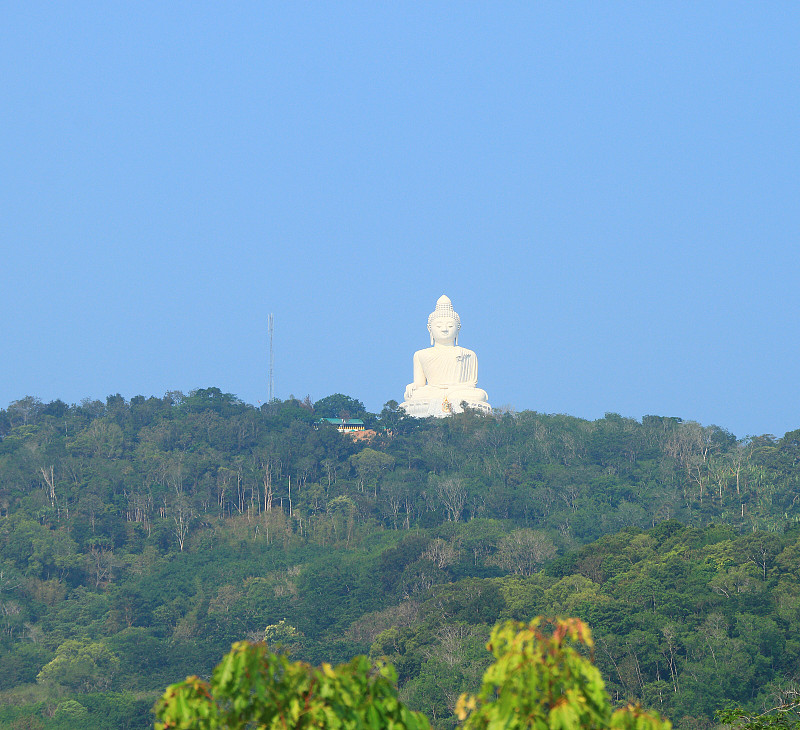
<box><xmin>1</xmin><ymin>390</ymin><xmax>799</xmax><ymax>728</ymax></box>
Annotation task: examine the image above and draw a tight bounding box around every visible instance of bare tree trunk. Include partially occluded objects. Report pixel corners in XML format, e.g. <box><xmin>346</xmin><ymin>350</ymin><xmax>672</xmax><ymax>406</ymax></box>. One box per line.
<box><xmin>40</xmin><ymin>466</ymin><xmax>56</xmax><ymax>507</ymax></box>
<box><xmin>437</xmin><ymin>477</ymin><xmax>466</xmax><ymax>523</ymax></box>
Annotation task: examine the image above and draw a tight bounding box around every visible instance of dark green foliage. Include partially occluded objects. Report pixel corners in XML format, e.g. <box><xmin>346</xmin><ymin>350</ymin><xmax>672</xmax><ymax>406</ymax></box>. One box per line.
<box><xmin>0</xmin><ymin>643</ymin><xmax>52</xmax><ymax>689</ymax></box>
<box><xmin>313</xmin><ymin>393</ymin><xmax>368</xmax><ymax>419</ymax></box>
<box><xmin>717</xmin><ymin>701</ymin><xmax>800</xmax><ymax>730</ymax></box>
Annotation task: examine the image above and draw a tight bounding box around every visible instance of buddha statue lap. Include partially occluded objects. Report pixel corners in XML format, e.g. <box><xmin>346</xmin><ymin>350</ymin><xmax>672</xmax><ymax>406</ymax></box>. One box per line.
<box><xmin>400</xmin><ymin>295</ymin><xmax>491</xmax><ymax>418</ymax></box>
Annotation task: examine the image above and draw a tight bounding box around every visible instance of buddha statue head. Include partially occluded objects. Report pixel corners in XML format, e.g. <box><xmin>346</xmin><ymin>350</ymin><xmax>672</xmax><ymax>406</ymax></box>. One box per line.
<box><xmin>427</xmin><ymin>295</ymin><xmax>461</xmax><ymax>346</ymax></box>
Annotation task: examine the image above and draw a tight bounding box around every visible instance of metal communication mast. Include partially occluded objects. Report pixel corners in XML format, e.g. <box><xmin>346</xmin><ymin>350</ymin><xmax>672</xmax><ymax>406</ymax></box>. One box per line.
<box><xmin>268</xmin><ymin>313</ymin><xmax>275</xmax><ymax>402</ymax></box>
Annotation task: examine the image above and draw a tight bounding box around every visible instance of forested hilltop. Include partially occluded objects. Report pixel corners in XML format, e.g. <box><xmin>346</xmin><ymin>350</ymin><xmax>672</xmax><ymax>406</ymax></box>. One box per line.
<box><xmin>1</xmin><ymin>389</ymin><xmax>800</xmax><ymax>729</ymax></box>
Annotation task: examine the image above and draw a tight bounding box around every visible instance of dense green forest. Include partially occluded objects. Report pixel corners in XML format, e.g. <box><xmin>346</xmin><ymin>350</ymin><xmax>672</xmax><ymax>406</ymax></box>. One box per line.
<box><xmin>1</xmin><ymin>389</ymin><xmax>800</xmax><ymax>728</ymax></box>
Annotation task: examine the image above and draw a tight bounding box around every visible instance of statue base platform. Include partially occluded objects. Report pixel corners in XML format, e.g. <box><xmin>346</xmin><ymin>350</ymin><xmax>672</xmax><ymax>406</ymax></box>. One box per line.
<box><xmin>400</xmin><ymin>396</ymin><xmax>491</xmax><ymax>418</ymax></box>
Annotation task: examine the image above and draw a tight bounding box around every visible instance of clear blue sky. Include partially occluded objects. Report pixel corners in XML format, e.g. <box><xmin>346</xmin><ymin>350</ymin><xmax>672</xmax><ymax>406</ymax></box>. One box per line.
<box><xmin>3</xmin><ymin>3</ymin><xmax>799</xmax><ymax>438</ymax></box>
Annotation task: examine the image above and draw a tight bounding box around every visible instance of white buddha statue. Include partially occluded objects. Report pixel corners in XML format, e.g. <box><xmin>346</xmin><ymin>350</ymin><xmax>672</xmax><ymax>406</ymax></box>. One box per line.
<box><xmin>400</xmin><ymin>295</ymin><xmax>491</xmax><ymax>417</ymax></box>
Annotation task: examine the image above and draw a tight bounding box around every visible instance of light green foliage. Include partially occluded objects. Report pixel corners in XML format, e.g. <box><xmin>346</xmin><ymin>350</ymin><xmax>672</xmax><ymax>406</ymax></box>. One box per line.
<box><xmin>154</xmin><ymin>641</ymin><xmax>431</xmax><ymax>729</ymax></box>
<box><xmin>456</xmin><ymin>618</ymin><xmax>671</xmax><ymax>730</ymax></box>
<box><xmin>52</xmin><ymin>699</ymin><xmax>89</xmax><ymax>722</ymax></box>
<box><xmin>37</xmin><ymin>638</ymin><xmax>120</xmax><ymax>692</ymax></box>
<box><xmin>264</xmin><ymin>619</ymin><xmax>302</xmax><ymax>653</ymax></box>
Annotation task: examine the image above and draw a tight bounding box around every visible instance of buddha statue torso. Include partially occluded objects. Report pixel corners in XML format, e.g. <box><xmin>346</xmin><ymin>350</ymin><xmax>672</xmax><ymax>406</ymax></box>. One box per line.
<box><xmin>400</xmin><ymin>295</ymin><xmax>491</xmax><ymax>418</ymax></box>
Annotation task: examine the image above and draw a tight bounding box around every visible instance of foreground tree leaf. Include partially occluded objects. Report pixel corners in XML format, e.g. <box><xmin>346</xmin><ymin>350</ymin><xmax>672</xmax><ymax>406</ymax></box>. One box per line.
<box><xmin>456</xmin><ymin>617</ymin><xmax>671</xmax><ymax>730</ymax></box>
<box><xmin>154</xmin><ymin>640</ymin><xmax>430</xmax><ymax>729</ymax></box>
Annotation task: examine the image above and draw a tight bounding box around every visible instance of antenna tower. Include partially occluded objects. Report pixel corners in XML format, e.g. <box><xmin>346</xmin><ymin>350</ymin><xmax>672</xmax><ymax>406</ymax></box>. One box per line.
<box><xmin>268</xmin><ymin>313</ymin><xmax>275</xmax><ymax>402</ymax></box>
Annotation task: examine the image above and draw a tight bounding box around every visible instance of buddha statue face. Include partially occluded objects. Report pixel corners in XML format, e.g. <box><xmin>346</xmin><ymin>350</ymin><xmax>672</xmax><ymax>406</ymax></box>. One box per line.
<box><xmin>429</xmin><ymin>316</ymin><xmax>458</xmax><ymax>346</ymax></box>
<box><xmin>426</xmin><ymin>295</ymin><xmax>462</xmax><ymax>346</ymax></box>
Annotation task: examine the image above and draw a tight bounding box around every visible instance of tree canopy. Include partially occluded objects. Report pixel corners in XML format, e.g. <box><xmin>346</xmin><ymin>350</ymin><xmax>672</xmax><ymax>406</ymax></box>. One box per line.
<box><xmin>1</xmin><ymin>390</ymin><xmax>800</xmax><ymax>728</ymax></box>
